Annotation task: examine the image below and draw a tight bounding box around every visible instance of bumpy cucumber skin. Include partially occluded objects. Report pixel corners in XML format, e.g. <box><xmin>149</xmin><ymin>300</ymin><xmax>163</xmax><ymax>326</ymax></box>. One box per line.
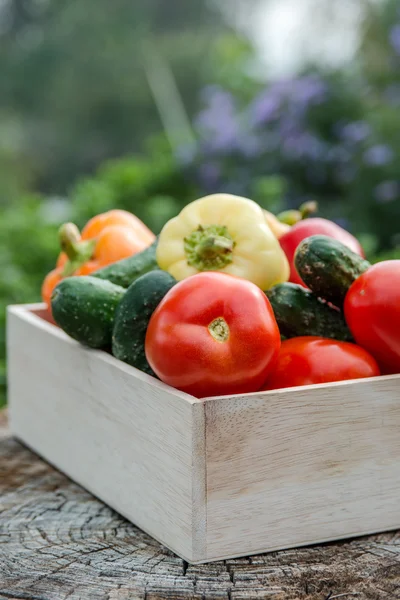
<box><xmin>266</xmin><ymin>282</ymin><xmax>353</xmax><ymax>342</ymax></box>
<box><xmin>112</xmin><ymin>270</ymin><xmax>176</xmax><ymax>376</ymax></box>
<box><xmin>92</xmin><ymin>239</ymin><xmax>159</xmax><ymax>288</ymax></box>
<box><xmin>51</xmin><ymin>276</ymin><xmax>125</xmax><ymax>348</ymax></box>
<box><xmin>294</xmin><ymin>235</ymin><xmax>370</xmax><ymax>307</ymax></box>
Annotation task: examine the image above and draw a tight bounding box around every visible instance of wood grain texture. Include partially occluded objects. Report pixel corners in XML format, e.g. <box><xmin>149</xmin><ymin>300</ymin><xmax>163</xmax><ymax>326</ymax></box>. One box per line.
<box><xmin>1</xmin><ymin>410</ymin><xmax>399</xmax><ymax>599</ymax></box>
<box><xmin>205</xmin><ymin>376</ymin><xmax>400</xmax><ymax>560</ymax></box>
<box><xmin>7</xmin><ymin>305</ymin><xmax>207</xmax><ymax>563</ymax></box>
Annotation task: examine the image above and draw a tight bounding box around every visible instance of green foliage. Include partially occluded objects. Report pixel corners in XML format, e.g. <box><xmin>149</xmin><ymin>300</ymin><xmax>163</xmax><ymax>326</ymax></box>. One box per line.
<box><xmin>0</xmin><ymin>196</ymin><xmax>62</xmax><ymax>406</ymax></box>
<box><xmin>371</xmin><ymin>247</ymin><xmax>400</xmax><ymax>263</ymax></box>
<box><xmin>0</xmin><ymin>0</ymin><xmax>238</xmax><ymax>199</ymax></box>
<box><xmin>70</xmin><ymin>142</ymin><xmax>197</xmax><ymax>232</ymax></box>
<box><xmin>0</xmin><ymin>145</ymin><xmax>201</xmax><ymax>406</ymax></box>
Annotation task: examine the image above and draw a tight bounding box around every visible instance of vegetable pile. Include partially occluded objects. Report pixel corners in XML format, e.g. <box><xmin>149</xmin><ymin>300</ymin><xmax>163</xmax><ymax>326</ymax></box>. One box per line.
<box><xmin>45</xmin><ymin>194</ymin><xmax>400</xmax><ymax>398</ymax></box>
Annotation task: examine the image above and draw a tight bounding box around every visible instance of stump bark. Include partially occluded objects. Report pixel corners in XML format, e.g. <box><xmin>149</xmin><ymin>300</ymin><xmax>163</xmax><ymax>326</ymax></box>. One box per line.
<box><xmin>0</xmin><ymin>409</ymin><xmax>399</xmax><ymax>600</ymax></box>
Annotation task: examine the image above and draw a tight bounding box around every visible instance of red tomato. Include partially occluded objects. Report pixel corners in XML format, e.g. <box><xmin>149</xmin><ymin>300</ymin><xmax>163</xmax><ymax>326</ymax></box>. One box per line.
<box><xmin>145</xmin><ymin>272</ymin><xmax>281</xmax><ymax>398</ymax></box>
<box><xmin>344</xmin><ymin>260</ymin><xmax>400</xmax><ymax>374</ymax></box>
<box><xmin>261</xmin><ymin>336</ymin><xmax>380</xmax><ymax>391</ymax></box>
<box><xmin>279</xmin><ymin>218</ymin><xmax>365</xmax><ymax>286</ymax></box>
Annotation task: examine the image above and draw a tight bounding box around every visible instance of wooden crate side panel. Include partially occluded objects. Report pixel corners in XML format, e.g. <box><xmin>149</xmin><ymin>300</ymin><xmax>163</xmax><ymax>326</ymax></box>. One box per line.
<box><xmin>7</xmin><ymin>306</ymin><xmax>207</xmax><ymax>562</ymax></box>
<box><xmin>191</xmin><ymin>400</ymin><xmax>207</xmax><ymax>560</ymax></box>
<box><xmin>205</xmin><ymin>378</ymin><xmax>400</xmax><ymax>560</ymax></box>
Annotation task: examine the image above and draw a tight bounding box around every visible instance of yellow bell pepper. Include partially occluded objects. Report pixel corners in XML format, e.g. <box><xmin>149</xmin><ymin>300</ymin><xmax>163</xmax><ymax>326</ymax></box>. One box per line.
<box><xmin>156</xmin><ymin>193</ymin><xmax>290</xmax><ymax>290</ymax></box>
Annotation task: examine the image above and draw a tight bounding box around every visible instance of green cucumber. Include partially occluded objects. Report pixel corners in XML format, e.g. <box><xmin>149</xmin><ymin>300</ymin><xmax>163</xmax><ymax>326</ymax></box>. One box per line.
<box><xmin>92</xmin><ymin>239</ymin><xmax>159</xmax><ymax>288</ymax></box>
<box><xmin>112</xmin><ymin>270</ymin><xmax>176</xmax><ymax>375</ymax></box>
<box><xmin>294</xmin><ymin>235</ymin><xmax>370</xmax><ymax>307</ymax></box>
<box><xmin>266</xmin><ymin>283</ymin><xmax>353</xmax><ymax>342</ymax></box>
<box><xmin>51</xmin><ymin>276</ymin><xmax>125</xmax><ymax>348</ymax></box>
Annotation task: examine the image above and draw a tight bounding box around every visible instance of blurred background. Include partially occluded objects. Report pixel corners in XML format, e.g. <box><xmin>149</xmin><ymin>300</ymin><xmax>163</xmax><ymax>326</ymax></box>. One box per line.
<box><xmin>1</xmin><ymin>0</ymin><xmax>400</xmax><ymax>405</ymax></box>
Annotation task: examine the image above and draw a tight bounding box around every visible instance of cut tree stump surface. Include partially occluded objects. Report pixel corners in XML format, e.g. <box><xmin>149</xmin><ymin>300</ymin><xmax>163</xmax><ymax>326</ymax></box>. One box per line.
<box><xmin>0</xmin><ymin>410</ymin><xmax>399</xmax><ymax>600</ymax></box>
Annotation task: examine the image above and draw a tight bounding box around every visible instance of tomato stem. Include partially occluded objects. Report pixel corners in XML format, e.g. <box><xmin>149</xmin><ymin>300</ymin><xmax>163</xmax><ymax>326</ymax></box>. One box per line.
<box><xmin>184</xmin><ymin>225</ymin><xmax>235</xmax><ymax>270</ymax></box>
<box><xmin>208</xmin><ymin>317</ymin><xmax>230</xmax><ymax>342</ymax></box>
<box><xmin>277</xmin><ymin>201</ymin><xmax>318</xmax><ymax>225</ymax></box>
<box><xmin>276</xmin><ymin>209</ymin><xmax>302</xmax><ymax>226</ymax></box>
<box><xmin>299</xmin><ymin>200</ymin><xmax>318</xmax><ymax>219</ymax></box>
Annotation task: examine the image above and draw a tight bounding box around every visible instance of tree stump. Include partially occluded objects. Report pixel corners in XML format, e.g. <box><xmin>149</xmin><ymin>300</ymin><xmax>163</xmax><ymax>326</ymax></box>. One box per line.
<box><xmin>1</xmin><ymin>410</ymin><xmax>399</xmax><ymax>600</ymax></box>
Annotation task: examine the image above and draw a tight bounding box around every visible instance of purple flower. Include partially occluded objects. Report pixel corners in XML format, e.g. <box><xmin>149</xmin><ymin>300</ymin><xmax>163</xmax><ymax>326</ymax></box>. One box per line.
<box><xmin>281</xmin><ymin>131</ymin><xmax>327</xmax><ymax>161</ymax></box>
<box><xmin>281</xmin><ymin>75</ymin><xmax>328</xmax><ymax>121</ymax></box>
<box><xmin>196</xmin><ymin>86</ymin><xmax>268</xmax><ymax>158</ymax></box>
<box><xmin>256</xmin><ymin>131</ymin><xmax>281</xmax><ymax>153</ymax></box>
<box><xmin>195</xmin><ymin>87</ymin><xmax>242</xmax><ymax>153</ymax></box>
<box><xmin>389</xmin><ymin>24</ymin><xmax>400</xmax><ymax>56</ymax></box>
<box><xmin>327</xmin><ymin>145</ymin><xmax>353</xmax><ymax>164</ymax></box>
<box><xmin>250</xmin><ymin>74</ymin><xmax>328</xmax><ymax>127</ymax></box>
<box><xmin>196</xmin><ymin>88</ymin><xmax>237</xmax><ymax>131</ymax></box>
<box><xmin>203</xmin><ymin>128</ymin><xmax>239</xmax><ymax>153</ymax></box>
<box><xmin>338</xmin><ymin>121</ymin><xmax>371</xmax><ymax>144</ymax></box>
<box><xmin>374</xmin><ymin>180</ymin><xmax>399</xmax><ymax>203</ymax></box>
<box><xmin>250</xmin><ymin>91</ymin><xmax>281</xmax><ymax>126</ymax></box>
<box><xmin>278</xmin><ymin>116</ymin><xmax>300</xmax><ymax>138</ymax></box>
<box><xmin>273</xmin><ymin>75</ymin><xmax>327</xmax><ymax>106</ymax></box>
<box><xmin>292</xmin><ymin>75</ymin><xmax>328</xmax><ymax>107</ymax></box>
<box><xmin>196</xmin><ymin>90</ymin><xmax>234</xmax><ymax>124</ymax></box>
<box><xmin>198</xmin><ymin>163</ymin><xmax>221</xmax><ymax>191</ymax></box>
<box><xmin>363</xmin><ymin>145</ymin><xmax>394</xmax><ymax>166</ymax></box>
<box><xmin>384</xmin><ymin>83</ymin><xmax>400</xmax><ymax>106</ymax></box>
<box><xmin>240</xmin><ymin>134</ymin><xmax>263</xmax><ymax>158</ymax></box>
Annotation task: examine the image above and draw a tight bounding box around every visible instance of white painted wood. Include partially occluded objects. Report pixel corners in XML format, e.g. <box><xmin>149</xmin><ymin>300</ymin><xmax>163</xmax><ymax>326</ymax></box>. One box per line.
<box><xmin>7</xmin><ymin>304</ymin><xmax>400</xmax><ymax>564</ymax></box>
<box><xmin>204</xmin><ymin>377</ymin><xmax>400</xmax><ymax>561</ymax></box>
<box><xmin>7</xmin><ymin>304</ymin><xmax>207</xmax><ymax>563</ymax></box>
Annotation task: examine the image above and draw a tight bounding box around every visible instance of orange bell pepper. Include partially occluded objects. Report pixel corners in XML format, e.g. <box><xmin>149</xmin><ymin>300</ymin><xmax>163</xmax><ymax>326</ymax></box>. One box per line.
<box><xmin>42</xmin><ymin>209</ymin><xmax>155</xmax><ymax>308</ymax></box>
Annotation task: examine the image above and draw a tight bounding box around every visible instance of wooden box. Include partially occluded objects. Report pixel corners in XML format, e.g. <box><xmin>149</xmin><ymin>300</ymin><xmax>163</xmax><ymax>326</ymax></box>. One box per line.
<box><xmin>7</xmin><ymin>303</ymin><xmax>400</xmax><ymax>564</ymax></box>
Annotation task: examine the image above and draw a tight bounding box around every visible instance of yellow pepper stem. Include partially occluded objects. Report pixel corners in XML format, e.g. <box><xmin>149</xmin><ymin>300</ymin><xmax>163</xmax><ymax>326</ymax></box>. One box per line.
<box><xmin>184</xmin><ymin>224</ymin><xmax>235</xmax><ymax>270</ymax></box>
<box><xmin>59</xmin><ymin>222</ymin><xmax>96</xmax><ymax>277</ymax></box>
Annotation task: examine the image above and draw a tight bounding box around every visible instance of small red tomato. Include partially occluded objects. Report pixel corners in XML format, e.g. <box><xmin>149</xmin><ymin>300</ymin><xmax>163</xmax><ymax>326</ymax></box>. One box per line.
<box><xmin>344</xmin><ymin>260</ymin><xmax>400</xmax><ymax>374</ymax></box>
<box><xmin>145</xmin><ymin>272</ymin><xmax>281</xmax><ymax>398</ymax></box>
<box><xmin>279</xmin><ymin>218</ymin><xmax>365</xmax><ymax>286</ymax></box>
<box><xmin>261</xmin><ymin>336</ymin><xmax>380</xmax><ymax>391</ymax></box>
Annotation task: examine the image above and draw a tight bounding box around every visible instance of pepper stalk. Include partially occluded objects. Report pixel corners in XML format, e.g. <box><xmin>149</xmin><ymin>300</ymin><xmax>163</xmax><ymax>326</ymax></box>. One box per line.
<box><xmin>59</xmin><ymin>223</ymin><xmax>96</xmax><ymax>277</ymax></box>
